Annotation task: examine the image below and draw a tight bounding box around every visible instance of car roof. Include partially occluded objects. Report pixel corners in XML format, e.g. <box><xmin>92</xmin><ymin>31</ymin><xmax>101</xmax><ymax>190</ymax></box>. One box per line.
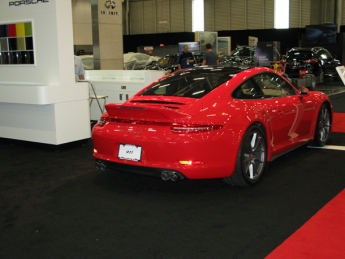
<box><xmin>171</xmin><ymin>66</ymin><xmax>264</xmax><ymax>76</ymax></box>
<box><xmin>288</xmin><ymin>47</ymin><xmax>325</xmax><ymax>52</ymax></box>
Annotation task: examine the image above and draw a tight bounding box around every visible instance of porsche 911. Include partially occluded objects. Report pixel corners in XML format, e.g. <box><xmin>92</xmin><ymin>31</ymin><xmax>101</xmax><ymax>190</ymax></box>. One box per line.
<box><xmin>92</xmin><ymin>66</ymin><xmax>332</xmax><ymax>186</ymax></box>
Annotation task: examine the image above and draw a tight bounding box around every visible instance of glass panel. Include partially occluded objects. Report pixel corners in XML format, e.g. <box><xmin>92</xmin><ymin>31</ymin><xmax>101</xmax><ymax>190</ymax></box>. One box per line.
<box><xmin>7</xmin><ymin>24</ymin><xmax>16</xmax><ymax>37</ymax></box>
<box><xmin>13</xmin><ymin>51</ymin><xmax>22</xmax><ymax>64</ymax></box>
<box><xmin>7</xmin><ymin>52</ymin><xmax>14</xmax><ymax>64</ymax></box>
<box><xmin>16</xmin><ymin>23</ymin><xmax>25</xmax><ymax>37</ymax></box>
<box><xmin>25</xmin><ymin>37</ymin><xmax>33</xmax><ymax>50</ymax></box>
<box><xmin>0</xmin><ymin>52</ymin><xmax>7</xmax><ymax>64</ymax></box>
<box><xmin>0</xmin><ymin>25</ymin><xmax>8</xmax><ymax>38</ymax></box>
<box><xmin>24</xmin><ymin>22</ymin><xmax>32</xmax><ymax>36</ymax></box>
<box><xmin>0</xmin><ymin>38</ymin><xmax>8</xmax><ymax>51</ymax></box>
<box><xmin>8</xmin><ymin>38</ymin><xmax>17</xmax><ymax>51</ymax></box>
<box><xmin>16</xmin><ymin>37</ymin><xmax>25</xmax><ymax>50</ymax></box>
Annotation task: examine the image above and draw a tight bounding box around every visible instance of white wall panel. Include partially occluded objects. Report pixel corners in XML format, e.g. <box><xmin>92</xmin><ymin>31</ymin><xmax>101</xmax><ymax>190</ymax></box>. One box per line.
<box><xmin>300</xmin><ymin>0</ymin><xmax>311</xmax><ymax>27</ymax></box>
<box><xmin>247</xmin><ymin>0</ymin><xmax>263</xmax><ymax>29</ymax></box>
<box><xmin>72</xmin><ymin>0</ymin><xmax>92</xmax><ymax>44</ymax></box>
<box><xmin>143</xmin><ymin>1</ymin><xmax>156</xmax><ymax>33</ymax></box>
<box><xmin>170</xmin><ymin>0</ymin><xmax>184</xmax><ymax>32</ymax></box>
<box><xmin>290</xmin><ymin>0</ymin><xmax>310</xmax><ymax>28</ymax></box>
<box><xmin>264</xmin><ymin>0</ymin><xmax>274</xmax><ymax>28</ymax></box>
<box><xmin>215</xmin><ymin>0</ymin><xmax>230</xmax><ymax>31</ymax></box>
<box><xmin>157</xmin><ymin>0</ymin><xmax>170</xmax><ymax>33</ymax></box>
<box><xmin>230</xmin><ymin>0</ymin><xmax>246</xmax><ymax>30</ymax></box>
<box><xmin>130</xmin><ymin>1</ymin><xmax>143</xmax><ymax>34</ymax></box>
<box><xmin>204</xmin><ymin>0</ymin><xmax>215</xmax><ymax>31</ymax></box>
<box><xmin>184</xmin><ymin>0</ymin><xmax>193</xmax><ymax>31</ymax></box>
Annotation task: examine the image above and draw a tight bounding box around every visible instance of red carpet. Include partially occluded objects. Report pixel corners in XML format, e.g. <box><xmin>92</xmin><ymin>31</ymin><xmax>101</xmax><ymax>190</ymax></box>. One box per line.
<box><xmin>332</xmin><ymin>112</ymin><xmax>345</xmax><ymax>133</ymax></box>
<box><xmin>265</xmin><ymin>189</ymin><xmax>345</xmax><ymax>259</ymax></box>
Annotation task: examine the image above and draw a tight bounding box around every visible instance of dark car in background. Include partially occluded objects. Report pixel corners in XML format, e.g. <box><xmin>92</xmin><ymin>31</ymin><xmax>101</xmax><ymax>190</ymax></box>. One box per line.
<box><xmin>221</xmin><ymin>46</ymin><xmax>281</xmax><ymax>67</ymax></box>
<box><xmin>220</xmin><ymin>46</ymin><xmax>256</xmax><ymax>66</ymax></box>
<box><xmin>145</xmin><ymin>53</ymin><xmax>203</xmax><ymax>74</ymax></box>
<box><xmin>283</xmin><ymin>47</ymin><xmax>341</xmax><ymax>83</ymax></box>
<box><xmin>145</xmin><ymin>54</ymin><xmax>180</xmax><ymax>74</ymax></box>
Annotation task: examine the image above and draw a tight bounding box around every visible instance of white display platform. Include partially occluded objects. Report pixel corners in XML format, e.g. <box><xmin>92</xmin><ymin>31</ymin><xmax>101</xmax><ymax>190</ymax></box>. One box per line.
<box><xmin>85</xmin><ymin>70</ymin><xmax>165</xmax><ymax>120</ymax></box>
<box><xmin>0</xmin><ymin>82</ymin><xmax>91</xmax><ymax>145</ymax></box>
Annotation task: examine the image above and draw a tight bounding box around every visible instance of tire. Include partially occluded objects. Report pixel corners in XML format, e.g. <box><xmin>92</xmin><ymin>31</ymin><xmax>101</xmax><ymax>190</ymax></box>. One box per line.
<box><xmin>223</xmin><ymin>125</ymin><xmax>267</xmax><ymax>186</ymax></box>
<box><xmin>318</xmin><ymin>68</ymin><xmax>324</xmax><ymax>84</ymax></box>
<box><xmin>313</xmin><ymin>103</ymin><xmax>331</xmax><ymax>147</ymax></box>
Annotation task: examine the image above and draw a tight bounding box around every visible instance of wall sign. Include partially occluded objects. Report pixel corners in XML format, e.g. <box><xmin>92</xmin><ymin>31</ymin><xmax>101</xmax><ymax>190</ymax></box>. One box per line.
<box><xmin>9</xmin><ymin>0</ymin><xmax>49</xmax><ymax>7</ymax></box>
<box><xmin>105</xmin><ymin>0</ymin><xmax>116</xmax><ymax>9</ymax></box>
<box><xmin>0</xmin><ymin>21</ymin><xmax>34</xmax><ymax>65</ymax></box>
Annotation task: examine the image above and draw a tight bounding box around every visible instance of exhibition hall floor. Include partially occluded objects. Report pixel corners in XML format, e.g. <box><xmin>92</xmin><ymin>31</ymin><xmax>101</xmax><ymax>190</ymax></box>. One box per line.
<box><xmin>1</xmin><ymin>91</ymin><xmax>345</xmax><ymax>259</ymax></box>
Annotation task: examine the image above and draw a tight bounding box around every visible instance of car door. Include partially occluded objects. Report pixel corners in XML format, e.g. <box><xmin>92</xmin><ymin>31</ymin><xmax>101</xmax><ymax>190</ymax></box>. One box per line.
<box><xmin>253</xmin><ymin>73</ymin><xmax>315</xmax><ymax>150</ymax></box>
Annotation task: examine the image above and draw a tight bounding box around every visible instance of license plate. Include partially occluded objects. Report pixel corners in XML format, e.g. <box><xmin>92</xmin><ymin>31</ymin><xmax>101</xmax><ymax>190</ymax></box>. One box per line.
<box><xmin>118</xmin><ymin>144</ymin><xmax>142</xmax><ymax>161</ymax></box>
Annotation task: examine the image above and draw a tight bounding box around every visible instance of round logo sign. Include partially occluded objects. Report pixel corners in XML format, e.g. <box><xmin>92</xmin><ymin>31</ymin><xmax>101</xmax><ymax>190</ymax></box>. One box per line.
<box><xmin>105</xmin><ymin>0</ymin><xmax>116</xmax><ymax>9</ymax></box>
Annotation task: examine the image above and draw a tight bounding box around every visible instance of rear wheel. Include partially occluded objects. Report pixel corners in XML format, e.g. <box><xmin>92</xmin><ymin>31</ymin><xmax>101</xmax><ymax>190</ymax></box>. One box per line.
<box><xmin>318</xmin><ymin>68</ymin><xmax>324</xmax><ymax>83</ymax></box>
<box><xmin>223</xmin><ymin>125</ymin><xmax>267</xmax><ymax>186</ymax></box>
<box><xmin>314</xmin><ymin>103</ymin><xmax>331</xmax><ymax>147</ymax></box>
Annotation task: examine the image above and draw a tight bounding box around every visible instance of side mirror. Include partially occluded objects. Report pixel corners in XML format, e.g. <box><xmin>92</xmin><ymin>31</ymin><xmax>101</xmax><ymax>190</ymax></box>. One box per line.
<box><xmin>298</xmin><ymin>86</ymin><xmax>310</xmax><ymax>96</ymax></box>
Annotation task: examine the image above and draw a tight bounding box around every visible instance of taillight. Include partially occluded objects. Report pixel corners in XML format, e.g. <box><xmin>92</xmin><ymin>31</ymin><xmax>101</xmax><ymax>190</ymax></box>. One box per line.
<box><xmin>171</xmin><ymin>123</ymin><xmax>224</xmax><ymax>134</ymax></box>
<box><xmin>299</xmin><ymin>68</ymin><xmax>307</xmax><ymax>79</ymax></box>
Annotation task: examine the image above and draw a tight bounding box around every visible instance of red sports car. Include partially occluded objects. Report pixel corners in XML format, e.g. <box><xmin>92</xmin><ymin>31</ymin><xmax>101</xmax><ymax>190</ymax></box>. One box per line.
<box><xmin>92</xmin><ymin>66</ymin><xmax>332</xmax><ymax>186</ymax></box>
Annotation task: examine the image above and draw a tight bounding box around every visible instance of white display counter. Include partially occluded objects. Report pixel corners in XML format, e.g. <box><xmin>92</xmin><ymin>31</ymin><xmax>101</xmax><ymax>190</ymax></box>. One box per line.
<box><xmin>85</xmin><ymin>70</ymin><xmax>165</xmax><ymax>120</ymax></box>
<box><xmin>0</xmin><ymin>1</ymin><xmax>91</xmax><ymax>146</ymax></box>
<box><xmin>0</xmin><ymin>82</ymin><xmax>91</xmax><ymax>145</ymax></box>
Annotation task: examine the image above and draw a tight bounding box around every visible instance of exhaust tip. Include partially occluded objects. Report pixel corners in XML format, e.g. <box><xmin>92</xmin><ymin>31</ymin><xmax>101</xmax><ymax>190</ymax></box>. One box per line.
<box><xmin>95</xmin><ymin>161</ymin><xmax>107</xmax><ymax>171</ymax></box>
<box><xmin>161</xmin><ymin>171</ymin><xmax>183</xmax><ymax>181</ymax></box>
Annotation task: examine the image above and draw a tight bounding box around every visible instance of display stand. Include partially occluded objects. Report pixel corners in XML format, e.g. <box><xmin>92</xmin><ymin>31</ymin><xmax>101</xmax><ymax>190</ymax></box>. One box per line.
<box><xmin>0</xmin><ymin>0</ymin><xmax>91</xmax><ymax>145</ymax></box>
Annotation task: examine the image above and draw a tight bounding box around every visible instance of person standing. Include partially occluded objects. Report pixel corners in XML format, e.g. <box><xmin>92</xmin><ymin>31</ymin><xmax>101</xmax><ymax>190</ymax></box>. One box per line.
<box><xmin>178</xmin><ymin>45</ymin><xmax>195</xmax><ymax>70</ymax></box>
<box><xmin>74</xmin><ymin>55</ymin><xmax>85</xmax><ymax>82</ymax></box>
<box><xmin>202</xmin><ymin>43</ymin><xmax>219</xmax><ymax>66</ymax></box>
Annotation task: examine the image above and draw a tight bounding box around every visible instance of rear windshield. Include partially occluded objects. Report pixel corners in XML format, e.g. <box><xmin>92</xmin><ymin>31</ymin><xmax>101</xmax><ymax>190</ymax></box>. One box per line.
<box><xmin>287</xmin><ymin>51</ymin><xmax>314</xmax><ymax>60</ymax></box>
<box><xmin>140</xmin><ymin>72</ymin><xmax>232</xmax><ymax>98</ymax></box>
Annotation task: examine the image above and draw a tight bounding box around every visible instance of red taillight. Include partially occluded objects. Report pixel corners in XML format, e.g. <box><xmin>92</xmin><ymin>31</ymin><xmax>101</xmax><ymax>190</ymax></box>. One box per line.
<box><xmin>299</xmin><ymin>68</ymin><xmax>308</xmax><ymax>79</ymax></box>
<box><xmin>95</xmin><ymin>118</ymin><xmax>224</xmax><ymax>133</ymax></box>
<box><xmin>305</xmin><ymin>59</ymin><xmax>318</xmax><ymax>64</ymax></box>
<box><xmin>171</xmin><ymin>123</ymin><xmax>224</xmax><ymax>134</ymax></box>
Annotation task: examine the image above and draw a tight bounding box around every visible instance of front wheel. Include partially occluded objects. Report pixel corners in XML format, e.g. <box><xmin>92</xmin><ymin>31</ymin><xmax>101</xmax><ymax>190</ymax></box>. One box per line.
<box><xmin>314</xmin><ymin>103</ymin><xmax>331</xmax><ymax>147</ymax></box>
<box><xmin>223</xmin><ymin>125</ymin><xmax>267</xmax><ymax>186</ymax></box>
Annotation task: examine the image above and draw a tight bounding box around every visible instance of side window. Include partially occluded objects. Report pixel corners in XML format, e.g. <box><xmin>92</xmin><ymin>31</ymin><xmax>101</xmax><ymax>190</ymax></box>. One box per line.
<box><xmin>233</xmin><ymin>79</ymin><xmax>263</xmax><ymax>99</ymax></box>
<box><xmin>253</xmin><ymin>73</ymin><xmax>296</xmax><ymax>97</ymax></box>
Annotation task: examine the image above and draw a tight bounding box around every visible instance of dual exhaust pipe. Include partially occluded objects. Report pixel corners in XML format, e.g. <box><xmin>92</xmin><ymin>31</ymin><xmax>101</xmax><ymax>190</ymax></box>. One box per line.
<box><xmin>95</xmin><ymin>161</ymin><xmax>183</xmax><ymax>181</ymax></box>
<box><xmin>95</xmin><ymin>160</ymin><xmax>107</xmax><ymax>171</ymax></box>
<box><xmin>160</xmin><ymin>171</ymin><xmax>184</xmax><ymax>181</ymax></box>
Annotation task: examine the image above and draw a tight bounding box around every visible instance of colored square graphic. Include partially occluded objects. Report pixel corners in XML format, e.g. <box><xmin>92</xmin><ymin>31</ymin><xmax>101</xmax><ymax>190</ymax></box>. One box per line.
<box><xmin>0</xmin><ymin>21</ymin><xmax>34</xmax><ymax>65</ymax></box>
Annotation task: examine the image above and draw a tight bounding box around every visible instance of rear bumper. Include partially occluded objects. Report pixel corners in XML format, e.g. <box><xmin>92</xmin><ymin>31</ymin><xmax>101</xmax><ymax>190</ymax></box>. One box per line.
<box><xmin>92</xmin><ymin>127</ymin><xmax>241</xmax><ymax>179</ymax></box>
<box><xmin>95</xmin><ymin>158</ymin><xmax>185</xmax><ymax>179</ymax></box>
